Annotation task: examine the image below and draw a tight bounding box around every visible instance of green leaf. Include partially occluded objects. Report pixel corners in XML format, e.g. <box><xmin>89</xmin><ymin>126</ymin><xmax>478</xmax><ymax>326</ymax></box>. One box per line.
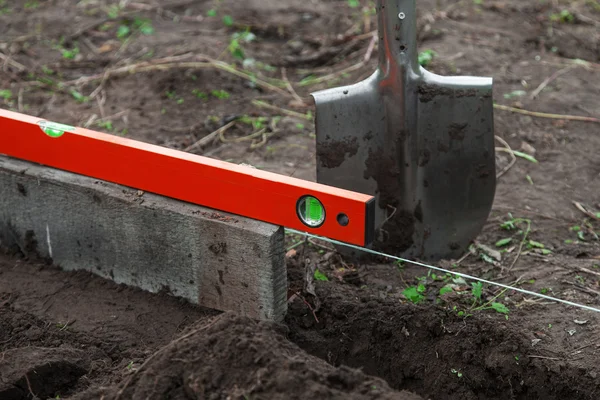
<box><xmin>495</xmin><ymin>238</ymin><xmax>513</xmax><ymax>247</ymax></box>
<box><xmin>480</xmin><ymin>253</ymin><xmax>496</xmax><ymax>264</ymax></box>
<box><xmin>471</xmin><ymin>282</ymin><xmax>483</xmax><ymax>300</ymax></box>
<box><xmin>418</xmin><ymin>49</ymin><xmax>436</xmax><ymax>67</ymax></box>
<box><xmin>526</xmin><ymin>175</ymin><xmax>534</xmax><ymax>185</ymax></box>
<box><xmin>207</xmin><ymin>9</ymin><xmax>217</xmax><ymax>17</ymax></box>
<box><xmin>503</xmin><ymin>90</ymin><xmax>527</xmax><ymax>99</ymax></box>
<box><xmin>222</xmin><ymin>15</ymin><xmax>234</xmax><ymax>26</ymax></box>
<box><xmin>512</xmin><ymin>150</ymin><xmax>538</xmax><ymax>163</ymax></box>
<box><xmin>439</xmin><ymin>286</ymin><xmax>453</xmax><ymax>295</ymax></box>
<box><xmin>61</xmin><ymin>47</ymin><xmax>79</xmax><ymax>60</ymax></box>
<box><xmin>299</xmin><ymin>75</ymin><xmax>317</xmax><ymax>86</ymax></box>
<box><xmin>541</xmin><ymin>249</ymin><xmax>552</xmax><ymax>255</ymax></box>
<box><xmin>491</xmin><ymin>302</ymin><xmax>509</xmax><ymax>314</ymax></box>
<box><xmin>528</xmin><ymin>240</ymin><xmax>545</xmax><ymax>249</ymax></box>
<box><xmin>500</xmin><ymin>219</ymin><xmax>516</xmax><ymax>230</ymax></box>
<box><xmin>347</xmin><ymin>0</ymin><xmax>360</xmax><ymax>7</ymax></box>
<box><xmin>211</xmin><ymin>90</ymin><xmax>230</xmax><ymax>100</ymax></box>
<box><xmin>314</xmin><ymin>269</ymin><xmax>328</xmax><ymax>281</ymax></box>
<box><xmin>0</xmin><ymin>89</ymin><xmax>12</xmax><ymax>100</ymax></box>
<box><xmin>403</xmin><ymin>287</ymin><xmax>425</xmax><ymax>304</ymax></box>
<box><xmin>70</xmin><ymin>89</ymin><xmax>89</xmax><ymax>103</ymax></box>
<box><xmin>117</xmin><ymin>25</ymin><xmax>130</xmax><ymax>39</ymax></box>
<box><xmin>417</xmin><ymin>283</ymin><xmax>426</xmax><ymax>293</ymax></box>
<box><xmin>139</xmin><ymin>23</ymin><xmax>155</xmax><ymax>35</ymax></box>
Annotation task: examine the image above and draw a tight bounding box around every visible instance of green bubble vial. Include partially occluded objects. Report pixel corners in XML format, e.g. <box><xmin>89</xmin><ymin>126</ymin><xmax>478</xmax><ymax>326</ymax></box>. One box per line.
<box><xmin>297</xmin><ymin>196</ymin><xmax>325</xmax><ymax>228</ymax></box>
<box><xmin>38</xmin><ymin>121</ymin><xmax>76</xmax><ymax>138</ymax></box>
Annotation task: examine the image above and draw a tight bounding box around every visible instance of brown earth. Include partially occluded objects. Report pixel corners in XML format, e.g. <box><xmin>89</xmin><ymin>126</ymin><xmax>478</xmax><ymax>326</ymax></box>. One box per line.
<box><xmin>1</xmin><ymin>0</ymin><xmax>600</xmax><ymax>399</ymax></box>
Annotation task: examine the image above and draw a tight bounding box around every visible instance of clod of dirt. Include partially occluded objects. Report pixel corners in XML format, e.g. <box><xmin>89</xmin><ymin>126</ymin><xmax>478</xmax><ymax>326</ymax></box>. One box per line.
<box><xmin>91</xmin><ymin>312</ymin><xmax>423</xmax><ymax>400</ymax></box>
<box><xmin>0</xmin><ymin>347</ymin><xmax>89</xmax><ymax>400</ymax></box>
<box><xmin>317</xmin><ymin>136</ymin><xmax>359</xmax><ymax>168</ymax></box>
<box><xmin>417</xmin><ymin>84</ymin><xmax>488</xmax><ymax>103</ymax></box>
<box><xmin>363</xmin><ymin>148</ymin><xmax>415</xmax><ymax>254</ymax></box>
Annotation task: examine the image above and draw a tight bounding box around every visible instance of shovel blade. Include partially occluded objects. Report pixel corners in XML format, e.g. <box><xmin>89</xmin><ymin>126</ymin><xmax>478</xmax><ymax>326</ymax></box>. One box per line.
<box><xmin>313</xmin><ymin>69</ymin><xmax>496</xmax><ymax>260</ymax></box>
<box><xmin>412</xmin><ymin>70</ymin><xmax>496</xmax><ymax>260</ymax></box>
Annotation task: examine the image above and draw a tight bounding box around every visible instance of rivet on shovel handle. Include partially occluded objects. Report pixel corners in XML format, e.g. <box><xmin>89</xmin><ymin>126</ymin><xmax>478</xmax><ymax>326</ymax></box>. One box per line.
<box><xmin>312</xmin><ymin>0</ymin><xmax>496</xmax><ymax>261</ymax></box>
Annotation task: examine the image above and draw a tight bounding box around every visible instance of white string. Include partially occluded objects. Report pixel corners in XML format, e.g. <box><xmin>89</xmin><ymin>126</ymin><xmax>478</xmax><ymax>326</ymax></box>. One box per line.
<box><xmin>286</xmin><ymin>228</ymin><xmax>600</xmax><ymax>314</ymax></box>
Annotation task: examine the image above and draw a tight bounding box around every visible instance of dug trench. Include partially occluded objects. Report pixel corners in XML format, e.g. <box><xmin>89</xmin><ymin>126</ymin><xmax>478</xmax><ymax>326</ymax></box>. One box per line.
<box><xmin>284</xmin><ymin>260</ymin><xmax>600</xmax><ymax>400</ymax></box>
<box><xmin>1</xmin><ymin>249</ymin><xmax>598</xmax><ymax>399</ymax></box>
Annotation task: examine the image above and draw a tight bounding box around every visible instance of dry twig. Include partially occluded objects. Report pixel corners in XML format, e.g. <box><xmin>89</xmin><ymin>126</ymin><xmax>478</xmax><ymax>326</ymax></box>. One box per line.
<box><xmin>251</xmin><ymin>100</ymin><xmax>311</xmax><ymax>121</ymax></box>
<box><xmin>530</xmin><ymin>65</ymin><xmax>577</xmax><ymax>99</ymax></box>
<box><xmin>62</xmin><ymin>56</ymin><xmax>289</xmax><ymax>97</ymax></box>
<box><xmin>281</xmin><ymin>67</ymin><xmax>307</xmax><ymax>107</ymax></box>
<box><xmin>494</xmin><ymin>136</ymin><xmax>517</xmax><ymax>178</ymax></box>
<box><xmin>494</xmin><ymin>104</ymin><xmax>600</xmax><ymax>124</ymax></box>
<box><xmin>183</xmin><ymin>121</ymin><xmax>236</xmax><ymax>153</ymax></box>
<box><xmin>572</xmin><ymin>201</ymin><xmax>600</xmax><ymax>220</ymax></box>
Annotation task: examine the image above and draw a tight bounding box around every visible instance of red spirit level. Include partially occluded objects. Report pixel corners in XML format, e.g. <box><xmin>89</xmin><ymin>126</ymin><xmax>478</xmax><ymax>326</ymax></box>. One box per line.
<box><xmin>0</xmin><ymin>109</ymin><xmax>375</xmax><ymax>247</ymax></box>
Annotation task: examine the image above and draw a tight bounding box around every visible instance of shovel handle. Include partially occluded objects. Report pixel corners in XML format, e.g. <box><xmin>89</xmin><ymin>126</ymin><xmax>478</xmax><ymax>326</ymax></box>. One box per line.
<box><xmin>377</xmin><ymin>0</ymin><xmax>418</xmax><ymax>72</ymax></box>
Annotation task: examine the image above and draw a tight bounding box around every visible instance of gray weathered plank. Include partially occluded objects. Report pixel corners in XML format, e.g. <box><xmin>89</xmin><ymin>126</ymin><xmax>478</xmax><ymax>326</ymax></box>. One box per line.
<box><xmin>0</xmin><ymin>155</ymin><xmax>287</xmax><ymax>321</ymax></box>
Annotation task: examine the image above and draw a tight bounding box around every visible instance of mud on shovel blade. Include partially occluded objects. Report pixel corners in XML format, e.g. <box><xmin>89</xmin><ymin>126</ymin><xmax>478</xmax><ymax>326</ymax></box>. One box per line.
<box><xmin>313</xmin><ymin>0</ymin><xmax>496</xmax><ymax>261</ymax></box>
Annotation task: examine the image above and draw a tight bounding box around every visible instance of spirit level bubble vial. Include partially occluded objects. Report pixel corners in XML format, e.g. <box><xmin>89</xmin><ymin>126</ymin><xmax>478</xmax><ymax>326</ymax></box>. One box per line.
<box><xmin>0</xmin><ymin>108</ymin><xmax>375</xmax><ymax>247</ymax></box>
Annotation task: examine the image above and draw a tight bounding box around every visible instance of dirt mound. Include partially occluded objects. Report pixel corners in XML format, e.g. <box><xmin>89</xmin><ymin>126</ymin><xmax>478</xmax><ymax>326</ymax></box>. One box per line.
<box><xmin>87</xmin><ymin>312</ymin><xmax>423</xmax><ymax>400</ymax></box>
<box><xmin>286</xmin><ymin>280</ymin><xmax>600</xmax><ymax>400</ymax></box>
<box><xmin>0</xmin><ymin>347</ymin><xmax>89</xmax><ymax>400</ymax></box>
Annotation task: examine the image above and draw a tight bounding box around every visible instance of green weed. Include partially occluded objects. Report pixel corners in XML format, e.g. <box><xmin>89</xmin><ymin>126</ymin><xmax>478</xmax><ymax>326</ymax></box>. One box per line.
<box><xmin>192</xmin><ymin>89</ymin><xmax>209</xmax><ymax>100</ymax></box>
<box><xmin>107</xmin><ymin>4</ymin><xmax>121</xmax><ymax>19</ymax></box>
<box><xmin>503</xmin><ymin>90</ymin><xmax>527</xmax><ymax>99</ymax></box>
<box><xmin>239</xmin><ymin>115</ymin><xmax>269</xmax><ymax>130</ymax></box>
<box><xmin>117</xmin><ymin>17</ymin><xmax>154</xmax><ymax>39</ymax></box>
<box><xmin>70</xmin><ymin>89</ymin><xmax>89</xmax><ymax>103</ymax></box>
<box><xmin>512</xmin><ymin>150</ymin><xmax>538</xmax><ymax>163</ymax></box>
<box><xmin>403</xmin><ymin>285</ymin><xmax>425</xmax><ymax>304</ymax></box>
<box><xmin>0</xmin><ymin>89</ymin><xmax>12</xmax><ymax>102</ymax></box>
<box><xmin>418</xmin><ymin>49</ymin><xmax>437</xmax><ymax>67</ymax></box>
<box><xmin>24</xmin><ymin>1</ymin><xmax>39</xmax><ymax>9</ymax></box>
<box><xmin>96</xmin><ymin>121</ymin><xmax>114</xmax><ymax>131</ymax></box>
<box><xmin>60</xmin><ymin>46</ymin><xmax>80</xmax><ymax>60</ymax></box>
<box><xmin>550</xmin><ymin>9</ymin><xmax>574</xmax><ymax>23</ymax></box>
<box><xmin>314</xmin><ymin>269</ymin><xmax>329</xmax><ymax>281</ymax></box>
<box><xmin>0</xmin><ymin>0</ymin><xmax>11</xmax><ymax>15</ymax></box>
<box><xmin>228</xmin><ymin>30</ymin><xmax>256</xmax><ymax>60</ymax></box>
<box><xmin>451</xmin><ymin>368</ymin><xmax>464</xmax><ymax>378</ymax></box>
<box><xmin>222</xmin><ymin>15</ymin><xmax>234</xmax><ymax>26</ymax></box>
<box><xmin>495</xmin><ymin>238</ymin><xmax>513</xmax><ymax>247</ymax></box>
<box><xmin>526</xmin><ymin>175</ymin><xmax>534</xmax><ymax>185</ymax></box>
<box><xmin>211</xmin><ymin>89</ymin><xmax>230</xmax><ymax>100</ymax></box>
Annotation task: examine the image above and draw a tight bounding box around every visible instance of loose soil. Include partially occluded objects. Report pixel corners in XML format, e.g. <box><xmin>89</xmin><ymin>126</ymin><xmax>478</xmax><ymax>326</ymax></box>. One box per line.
<box><xmin>1</xmin><ymin>0</ymin><xmax>600</xmax><ymax>399</ymax></box>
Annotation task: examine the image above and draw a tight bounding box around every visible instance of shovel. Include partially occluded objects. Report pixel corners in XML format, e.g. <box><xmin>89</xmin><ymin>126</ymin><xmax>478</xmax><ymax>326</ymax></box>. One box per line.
<box><xmin>312</xmin><ymin>0</ymin><xmax>496</xmax><ymax>261</ymax></box>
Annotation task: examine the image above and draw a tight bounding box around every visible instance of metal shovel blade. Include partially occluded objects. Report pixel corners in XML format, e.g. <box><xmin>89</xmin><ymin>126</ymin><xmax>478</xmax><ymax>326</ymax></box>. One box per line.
<box><xmin>313</xmin><ymin>0</ymin><xmax>496</xmax><ymax>260</ymax></box>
